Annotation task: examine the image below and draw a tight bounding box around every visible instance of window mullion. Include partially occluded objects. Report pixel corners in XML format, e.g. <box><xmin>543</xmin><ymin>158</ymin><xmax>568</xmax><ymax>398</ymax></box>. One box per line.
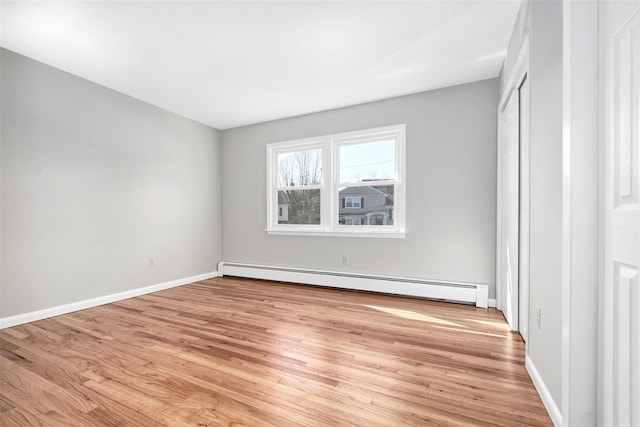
<box><xmin>323</xmin><ymin>139</ymin><xmax>333</xmax><ymax>231</ymax></box>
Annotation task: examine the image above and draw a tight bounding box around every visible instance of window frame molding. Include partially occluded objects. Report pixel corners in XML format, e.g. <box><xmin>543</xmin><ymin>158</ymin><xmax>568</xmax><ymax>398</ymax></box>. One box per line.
<box><xmin>266</xmin><ymin>124</ymin><xmax>406</xmax><ymax>238</ymax></box>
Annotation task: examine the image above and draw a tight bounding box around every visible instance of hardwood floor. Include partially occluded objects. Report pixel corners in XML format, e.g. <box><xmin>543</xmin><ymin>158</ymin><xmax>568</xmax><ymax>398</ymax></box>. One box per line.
<box><xmin>0</xmin><ymin>276</ymin><xmax>551</xmax><ymax>426</ymax></box>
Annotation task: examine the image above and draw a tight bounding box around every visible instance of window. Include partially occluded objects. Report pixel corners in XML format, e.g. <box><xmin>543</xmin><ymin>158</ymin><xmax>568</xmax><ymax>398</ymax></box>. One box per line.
<box><xmin>267</xmin><ymin>124</ymin><xmax>405</xmax><ymax>237</ymax></box>
<box><xmin>344</xmin><ymin>197</ymin><xmax>362</xmax><ymax>208</ymax></box>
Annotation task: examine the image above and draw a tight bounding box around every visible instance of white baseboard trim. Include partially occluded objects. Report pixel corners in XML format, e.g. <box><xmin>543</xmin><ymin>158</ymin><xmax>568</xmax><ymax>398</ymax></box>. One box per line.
<box><xmin>0</xmin><ymin>271</ymin><xmax>218</xmax><ymax>329</ymax></box>
<box><xmin>488</xmin><ymin>298</ymin><xmax>497</xmax><ymax>308</ymax></box>
<box><xmin>526</xmin><ymin>355</ymin><xmax>562</xmax><ymax>426</ymax></box>
<box><xmin>218</xmin><ymin>261</ymin><xmax>489</xmax><ymax>308</ymax></box>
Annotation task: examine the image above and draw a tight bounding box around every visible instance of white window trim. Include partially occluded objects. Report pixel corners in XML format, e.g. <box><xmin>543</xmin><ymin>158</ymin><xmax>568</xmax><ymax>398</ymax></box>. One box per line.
<box><xmin>266</xmin><ymin>124</ymin><xmax>406</xmax><ymax>238</ymax></box>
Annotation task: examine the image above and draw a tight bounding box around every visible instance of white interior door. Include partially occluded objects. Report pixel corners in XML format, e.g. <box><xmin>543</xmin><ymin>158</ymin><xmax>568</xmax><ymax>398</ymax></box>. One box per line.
<box><xmin>518</xmin><ymin>75</ymin><xmax>530</xmax><ymax>342</ymax></box>
<box><xmin>601</xmin><ymin>2</ymin><xmax>640</xmax><ymax>425</ymax></box>
<box><xmin>499</xmin><ymin>89</ymin><xmax>520</xmax><ymax>332</ymax></box>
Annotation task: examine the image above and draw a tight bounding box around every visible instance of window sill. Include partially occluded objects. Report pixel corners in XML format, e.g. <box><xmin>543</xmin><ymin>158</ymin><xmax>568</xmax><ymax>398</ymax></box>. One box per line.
<box><xmin>265</xmin><ymin>229</ymin><xmax>406</xmax><ymax>238</ymax></box>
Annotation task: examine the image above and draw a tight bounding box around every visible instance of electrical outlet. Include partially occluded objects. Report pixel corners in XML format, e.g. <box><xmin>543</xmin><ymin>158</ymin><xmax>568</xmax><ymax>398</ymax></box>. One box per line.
<box><xmin>148</xmin><ymin>257</ymin><xmax>155</xmax><ymax>267</ymax></box>
<box><xmin>342</xmin><ymin>255</ymin><xmax>350</xmax><ymax>265</ymax></box>
<box><xmin>535</xmin><ymin>305</ymin><xmax>541</xmax><ymax>329</ymax></box>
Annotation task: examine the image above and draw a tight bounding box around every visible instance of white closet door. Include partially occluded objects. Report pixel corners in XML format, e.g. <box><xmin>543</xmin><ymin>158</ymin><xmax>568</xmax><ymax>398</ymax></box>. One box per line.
<box><xmin>499</xmin><ymin>89</ymin><xmax>520</xmax><ymax>332</ymax></box>
<box><xmin>601</xmin><ymin>1</ymin><xmax>640</xmax><ymax>425</ymax></box>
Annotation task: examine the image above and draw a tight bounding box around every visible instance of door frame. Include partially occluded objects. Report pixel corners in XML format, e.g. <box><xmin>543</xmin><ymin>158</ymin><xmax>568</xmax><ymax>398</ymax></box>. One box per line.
<box><xmin>497</xmin><ymin>37</ymin><xmax>530</xmax><ymax>338</ymax></box>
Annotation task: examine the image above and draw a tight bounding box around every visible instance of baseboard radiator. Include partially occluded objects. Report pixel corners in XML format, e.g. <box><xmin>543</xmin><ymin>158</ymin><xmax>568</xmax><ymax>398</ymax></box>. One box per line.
<box><xmin>218</xmin><ymin>262</ymin><xmax>489</xmax><ymax>308</ymax></box>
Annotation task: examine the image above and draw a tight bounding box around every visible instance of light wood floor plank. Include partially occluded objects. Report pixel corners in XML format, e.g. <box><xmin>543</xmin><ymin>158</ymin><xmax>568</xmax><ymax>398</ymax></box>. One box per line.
<box><xmin>0</xmin><ymin>276</ymin><xmax>551</xmax><ymax>425</ymax></box>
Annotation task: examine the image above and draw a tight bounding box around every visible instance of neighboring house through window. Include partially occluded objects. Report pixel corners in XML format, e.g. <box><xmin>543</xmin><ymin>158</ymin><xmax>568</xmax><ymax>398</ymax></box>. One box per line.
<box><xmin>344</xmin><ymin>217</ymin><xmax>362</xmax><ymax>225</ymax></box>
<box><xmin>277</xmin><ymin>192</ymin><xmax>289</xmax><ymax>223</ymax></box>
<box><xmin>266</xmin><ymin>124</ymin><xmax>406</xmax><ymax>237</ymax></box>
<box><xmin>339</xmin><ymin>185</ymin><xmax>393</xmax><ymax>226</ymax></box>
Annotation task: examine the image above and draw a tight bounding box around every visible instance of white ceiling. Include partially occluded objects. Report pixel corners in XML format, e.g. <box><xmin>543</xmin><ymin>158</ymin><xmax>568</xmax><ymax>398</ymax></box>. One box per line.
<box><xmin>1</xmin><ymin>1</ymin><xmax>520</xmax><ymax>130</ymax></box>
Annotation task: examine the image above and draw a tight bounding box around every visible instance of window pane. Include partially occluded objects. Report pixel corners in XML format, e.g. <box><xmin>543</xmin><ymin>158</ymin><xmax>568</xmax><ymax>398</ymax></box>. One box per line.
<box><xmin>277</xmin><ymin>190</ymin><xmax>321</xmax><ymax>224</ymax></box>
<box><xmin>338</xmin><ymin>185</ymin><xmax>394</xmax><ymax>226</ymax></box>
<box><xmin>278</xmin><ymin>149</ymin><xmax>322</xmax><ymax>187</ymax></box>
<box><xmin>339</xmin><ymin>140</ymin><xmax>395</xmax><ymax>183</ymax></box>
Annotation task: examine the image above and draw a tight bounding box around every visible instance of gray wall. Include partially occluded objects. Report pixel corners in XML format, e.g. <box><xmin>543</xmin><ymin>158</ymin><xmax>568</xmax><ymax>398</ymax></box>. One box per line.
<box><xmin>222</xmin><ymin>79</ymin><xmax>499</xmax><ymax>296</ymax></box>
<box><xmin>500</xmin><ymin>0</ymin><xmax>564</xmax><ymax>410</ymax></box>
<box><xmin>0</xmin><ymin>49</ymin><xmax>222</xmax><ymax>318</ymax></box>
